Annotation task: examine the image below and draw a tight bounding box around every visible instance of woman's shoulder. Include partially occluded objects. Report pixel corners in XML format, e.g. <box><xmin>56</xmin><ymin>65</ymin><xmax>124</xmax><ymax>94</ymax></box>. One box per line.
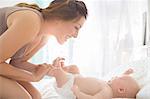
<box><xmin>7</xmin><ymin>7</ymin><xmax>42</xmax><ymax>29</ymax></box>
<box><xmin>6</xmin><ymin>6</ymin><xmax>42</xmax><ymax>27</ymax></box>
<box><xmin>6</xmin><ymin>7</ymin><xmax>42</xmax><ymax>41</ymax></box>
<box><xmin>6</xmin><ymin>6</ymin><xmax>42</xmax><ymax>20</ymax></box>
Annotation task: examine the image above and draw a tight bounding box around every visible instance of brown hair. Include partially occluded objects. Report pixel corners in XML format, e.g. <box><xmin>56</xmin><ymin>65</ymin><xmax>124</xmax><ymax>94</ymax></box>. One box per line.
<box><xmin>16</xmin><ymin>0</ymin><xmax>88</xmax><ymax>21</ymax></box>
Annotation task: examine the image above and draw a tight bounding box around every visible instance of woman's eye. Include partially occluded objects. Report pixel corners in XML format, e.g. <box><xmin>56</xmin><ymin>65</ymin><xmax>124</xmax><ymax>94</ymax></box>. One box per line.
<box><xmin>75</xmin><ymin>26</ymin><xmax>79</xmax><ymax>31</ymax></box>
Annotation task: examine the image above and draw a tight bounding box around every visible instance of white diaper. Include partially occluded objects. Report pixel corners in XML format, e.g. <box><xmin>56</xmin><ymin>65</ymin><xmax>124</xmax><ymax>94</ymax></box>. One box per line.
<box><xmin>54</xmin><ymin>73</ymin><xmax>78</xmax><ymax>99</ymax></box>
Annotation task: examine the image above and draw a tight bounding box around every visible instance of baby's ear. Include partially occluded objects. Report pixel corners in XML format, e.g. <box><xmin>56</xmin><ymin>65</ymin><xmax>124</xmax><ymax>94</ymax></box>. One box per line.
<box><xmin>118</xmin><ymin>88</ymin><xmax>126</xmax><ymax>94</ymax></box>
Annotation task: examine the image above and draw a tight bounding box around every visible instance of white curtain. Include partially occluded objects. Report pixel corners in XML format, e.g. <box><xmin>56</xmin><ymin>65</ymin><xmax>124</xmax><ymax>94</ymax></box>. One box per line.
<box><xmin>71</xmin><ymin>0</ymin><xmax>147</xmax><ymax>78</ymax></box>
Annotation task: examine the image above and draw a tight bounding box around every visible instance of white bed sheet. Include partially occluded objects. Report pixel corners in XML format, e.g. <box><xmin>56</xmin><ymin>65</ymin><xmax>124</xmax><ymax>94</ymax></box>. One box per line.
<box><xmin>32</xmin><ymin>58</ymin><xmax>150</xmax><ymax>99</ymax></box>
<box><xmin>33</xmin><ymin>78</ymin><xmax>137</xmax><ymax>99</ymax></box>
<box><xmin>32</xmin><ymin>78</ymin><xmax>60</xmax><ymax>99</ymax></box>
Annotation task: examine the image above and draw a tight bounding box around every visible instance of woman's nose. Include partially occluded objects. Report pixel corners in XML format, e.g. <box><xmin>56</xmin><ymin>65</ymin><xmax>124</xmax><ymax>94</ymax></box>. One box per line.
<box><xmin>73</xmin><ymin>32</ymin><xmax>78</xmax><ymax>38</ymax></box>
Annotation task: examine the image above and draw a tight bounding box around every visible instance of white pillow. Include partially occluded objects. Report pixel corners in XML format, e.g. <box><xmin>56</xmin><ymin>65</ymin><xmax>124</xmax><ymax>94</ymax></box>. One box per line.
<box><xmin>136</xmin><ymin>83</ymin><xmax>150</xmax><ymax>99</ymax></box>
<box><xmin>103</xmin><ymin>58</ymin><xmax>149</xmax><ymax>82</ymax></box>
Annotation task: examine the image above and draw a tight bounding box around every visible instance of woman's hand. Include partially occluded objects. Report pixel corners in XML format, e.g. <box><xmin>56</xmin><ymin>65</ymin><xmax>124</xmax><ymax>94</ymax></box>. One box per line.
<box><xmin>32</xmin><ymin>63</ymin><xmax>51</xmax><ymax>82</ymax></box>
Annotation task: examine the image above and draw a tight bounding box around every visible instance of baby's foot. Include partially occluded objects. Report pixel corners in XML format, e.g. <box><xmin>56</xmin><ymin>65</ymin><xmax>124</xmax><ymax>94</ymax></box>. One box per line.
<box><xmin>71</xmin><ymin>85</ymin><xmax>80</xmax><ymax>98</ymax></box>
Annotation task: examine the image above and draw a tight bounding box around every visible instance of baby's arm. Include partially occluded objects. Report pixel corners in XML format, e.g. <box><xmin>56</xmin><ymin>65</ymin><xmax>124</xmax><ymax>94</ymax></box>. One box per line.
<box><xmin>72</xmin><ymin>85</ymin><xmax>111</xmax><ymax>99</ymax></box>
<box><xmin>93</xmin><ymin>88</ymin><xmax>112</xmax><ymax>99</ymax></box>
<box><xmin>123</xmin><ymin>68</ymin><xmax>134</xmax><ymax>75</ymax></box>
<box><xmin>72</xmin><ymin>77</ymin><xmax>112</xmax><ymax>99</ymax></box>
<box><xmin>72</xmin><ymin>85</ymin><xmax>93</xmax><ymax>99</ymax></box>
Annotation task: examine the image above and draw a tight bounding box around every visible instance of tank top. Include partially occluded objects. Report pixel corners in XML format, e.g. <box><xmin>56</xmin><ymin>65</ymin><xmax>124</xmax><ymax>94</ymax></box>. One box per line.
<box><xmin>0</xmin><ymin>6</ymin><xmax>49</xmax><ymax>66</ymax></box>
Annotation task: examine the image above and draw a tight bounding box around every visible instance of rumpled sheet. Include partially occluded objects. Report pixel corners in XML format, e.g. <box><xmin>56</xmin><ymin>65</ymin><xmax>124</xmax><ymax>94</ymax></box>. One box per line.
<box><xmin>33</xmin><ymin>57</ymin><xmax>150</xmax><ymax>99</ymax></box>
<box><xmin>32</xmin><ymin>78</ymin><xmax>60</xmax><ymax>99</ymax></box>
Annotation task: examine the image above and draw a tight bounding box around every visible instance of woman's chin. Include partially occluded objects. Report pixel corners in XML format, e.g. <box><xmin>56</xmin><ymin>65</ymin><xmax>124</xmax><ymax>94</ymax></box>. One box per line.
<box><xmin>57</xmin><ymin>37</ymin><xmax>69</xmax><ymax>45</ymax></box>
<box><xmin>58</xmin><ymin>39</ymin><xmax>65</xmax><ymax>45</ymax></box>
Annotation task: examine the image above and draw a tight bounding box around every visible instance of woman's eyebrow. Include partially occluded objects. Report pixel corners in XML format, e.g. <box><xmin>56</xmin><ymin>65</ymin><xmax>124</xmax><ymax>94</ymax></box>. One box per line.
<box><xmin>77</xmin><ymin>23</ymin><xmax>82</xmax><ymax>28</ymax></box>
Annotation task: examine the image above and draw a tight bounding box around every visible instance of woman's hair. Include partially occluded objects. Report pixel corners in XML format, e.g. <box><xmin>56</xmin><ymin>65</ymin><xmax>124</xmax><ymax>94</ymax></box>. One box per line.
<box><xmin>16</xmin><ymin>0</ymin><xmax>88</xmax><ymax>21</ymax></box>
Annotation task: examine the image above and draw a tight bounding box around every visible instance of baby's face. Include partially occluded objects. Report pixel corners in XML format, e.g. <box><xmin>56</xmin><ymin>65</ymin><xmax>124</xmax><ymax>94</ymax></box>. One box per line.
<box><xmin>108</xmin><ymin>75</ymin><xmax>140</xmax><ymax>98</ymax></box>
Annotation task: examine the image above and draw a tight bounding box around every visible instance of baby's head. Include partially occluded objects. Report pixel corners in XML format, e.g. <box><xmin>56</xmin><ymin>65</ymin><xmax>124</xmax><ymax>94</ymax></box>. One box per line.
<box><xmin>108</xmin><ymin>75</ymin><xmax>140</xmax><ymax>98</ymax></box>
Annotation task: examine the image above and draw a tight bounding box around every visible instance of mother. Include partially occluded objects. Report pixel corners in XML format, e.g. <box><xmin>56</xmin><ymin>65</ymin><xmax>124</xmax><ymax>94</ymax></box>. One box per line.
<box><xmin>0</xmin><ymin>0</ymin><xmax>88</xmax><ymax>99</ymax></box>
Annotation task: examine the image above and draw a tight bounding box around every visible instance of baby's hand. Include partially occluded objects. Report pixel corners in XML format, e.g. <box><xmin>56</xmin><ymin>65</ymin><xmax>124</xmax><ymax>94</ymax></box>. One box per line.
<box><xmin>123</xmin><ymin>68</ymin><xmax>134</xmax><ymax>75</ymax></box>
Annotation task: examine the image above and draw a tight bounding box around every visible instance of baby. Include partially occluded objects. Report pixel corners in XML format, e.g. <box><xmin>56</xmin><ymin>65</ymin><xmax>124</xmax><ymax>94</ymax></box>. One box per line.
<box><xmin>47</xmin><ymin>57</ymin><xmax>140</xmax><ymax>99</ymax></box>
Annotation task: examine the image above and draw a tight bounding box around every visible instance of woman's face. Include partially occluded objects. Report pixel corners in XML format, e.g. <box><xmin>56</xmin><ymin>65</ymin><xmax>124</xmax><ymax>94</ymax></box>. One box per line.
<box><xmin>54</xmin><ymin>17</ymin><xmax>86</xmax><ymax>44</ymax></box>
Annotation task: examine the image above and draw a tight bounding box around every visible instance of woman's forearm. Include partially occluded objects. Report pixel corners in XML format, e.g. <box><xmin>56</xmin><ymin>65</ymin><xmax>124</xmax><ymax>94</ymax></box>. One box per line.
<box><xmin>10</xmin><ymin>60</ymin><xmax>39</xmax><ymax>72</ymax></box>
<box><xmin>0</xmin><ymin>62</ymin><xmax>35</xmax><ymax>82</ymax></box>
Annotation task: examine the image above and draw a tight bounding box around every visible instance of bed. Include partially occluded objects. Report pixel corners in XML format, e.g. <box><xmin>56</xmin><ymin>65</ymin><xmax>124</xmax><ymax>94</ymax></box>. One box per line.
<box><xmin>103</xmin><ymin>57</ymin><xmax>150</xmax><ymax>99</ymax></box>
<box><xmin>32</xmin><ymin>78</ymin><xmax>59</xmax><ymax>99</ymax></box>
<box><xmin>32</xmin><ymin>57</ymin><xmax>150</xmax><ymax>99</ymax></box>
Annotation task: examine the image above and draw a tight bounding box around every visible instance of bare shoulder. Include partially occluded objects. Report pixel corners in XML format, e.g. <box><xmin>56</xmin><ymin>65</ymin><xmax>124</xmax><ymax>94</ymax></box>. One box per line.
<box><xmin>6</xmin><ymin>9</ymin><xmax>42</xmax><ymax>42</ymax></box>
<box><xmin>7</xmin><ymin>9</ymin><xmax>41</xmax><ymax>31</ymax></box>
<box><xmin>0</xmin><ymin>10</ymin><xmax>41</xmax><ymax>62</ymax></box>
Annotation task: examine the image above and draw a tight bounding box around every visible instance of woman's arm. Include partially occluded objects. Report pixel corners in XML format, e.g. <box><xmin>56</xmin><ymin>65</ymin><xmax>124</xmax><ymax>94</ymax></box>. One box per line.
<box><xmin>9</xmin><ymin>60</ymin><xmax>51</xmax><ymax>81</ymax></box>
<box><xmin>10</xmin><ymin>60</ymin><xmax>39</xmax><ymax>73</ymax></box>
<box><xmin>0</xmin><ymin>60</ymin><xmax>50</xmax><ymax>82</ymax></box>
<box><xmin>0</xmin><ymin>62</ymin><xmax>35</xmax><ymax>81</ymax></box>
<box><xmin>0</xmin><ymin>10</ymin><xmax>44</xmax><ymax>81</ymax></box>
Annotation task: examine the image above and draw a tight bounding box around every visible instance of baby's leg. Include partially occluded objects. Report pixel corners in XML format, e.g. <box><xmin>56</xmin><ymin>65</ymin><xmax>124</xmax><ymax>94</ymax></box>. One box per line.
<box><xmin>63</xmin><ymin>65</ymin><xmax>80</xmax><ymax>74</ymax></box>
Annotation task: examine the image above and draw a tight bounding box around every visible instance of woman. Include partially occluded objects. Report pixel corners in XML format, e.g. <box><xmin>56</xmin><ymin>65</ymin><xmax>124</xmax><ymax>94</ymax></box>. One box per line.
<box><xmin>0</xmin><ymin>0</ymin><xmax>88</xmax><ymax>98</ymax></box>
